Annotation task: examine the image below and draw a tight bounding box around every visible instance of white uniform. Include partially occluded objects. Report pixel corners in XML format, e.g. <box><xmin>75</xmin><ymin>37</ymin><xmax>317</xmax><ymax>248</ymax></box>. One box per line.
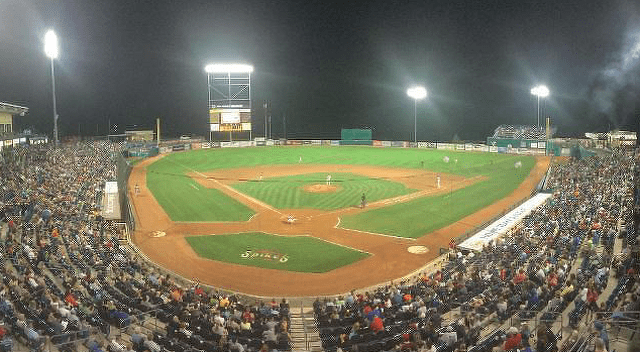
<box><xmin>326</xmin><ymin>174</ymin><xmax>331</xmax><ymax>185</ymax></box>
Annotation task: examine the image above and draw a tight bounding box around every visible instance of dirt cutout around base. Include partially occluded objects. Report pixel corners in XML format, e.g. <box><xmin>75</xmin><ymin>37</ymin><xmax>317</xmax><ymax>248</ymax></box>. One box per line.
<box><xmin>129</xmin><ymin>157</ymin><xmax>550</xmax><ymax>297</ymax></box>
<box><xmin>303</xmin><ymin>184</ymin><xmax>339</xmax><ymax>193</ymax></box>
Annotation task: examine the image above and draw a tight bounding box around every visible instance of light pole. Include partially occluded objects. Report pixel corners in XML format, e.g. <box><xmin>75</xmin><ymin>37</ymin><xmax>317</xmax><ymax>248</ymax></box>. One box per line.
<box><xmin>44</xmin><ymin>30</ymin><xmax>59</xmax><ymax>144</ymax></box>
<box><xmin>530</xmin><ymin>85</ymin><xmax>549</xmax><ymax>129</ymax></box>
<box><xmin>407</xmin><ymin>86</ymin><xmax>427</xmax><ymax>144</ymax></box>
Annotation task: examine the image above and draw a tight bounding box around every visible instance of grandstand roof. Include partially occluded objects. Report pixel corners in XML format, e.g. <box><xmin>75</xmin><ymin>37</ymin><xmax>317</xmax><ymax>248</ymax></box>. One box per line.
<box><xmin>0</xmin><ymin>102</ymin><xmax>28</xmax><ymax>116</ymax></box>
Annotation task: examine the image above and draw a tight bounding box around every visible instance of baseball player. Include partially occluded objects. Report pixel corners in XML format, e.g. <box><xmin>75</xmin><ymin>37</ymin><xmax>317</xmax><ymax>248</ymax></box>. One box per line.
<box><xmin>134</xmin><ymin>183</ymin><xmax>140</xmax><ymax>196</ymax></box>
<box><xmin>326</xmin><ymin>174</ymin><xmax>331</xmax><ymax>185</ymax></box>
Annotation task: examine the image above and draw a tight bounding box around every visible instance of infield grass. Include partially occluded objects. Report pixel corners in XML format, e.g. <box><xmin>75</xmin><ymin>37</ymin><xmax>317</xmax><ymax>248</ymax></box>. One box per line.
<box><xmin>185</xmin><ymin>232</ymin><xmax>369</xmax><ymax>273</ymax></box>
<box><xmin>232</xmin><ymin>172</ymin><xmax>416</xmax><ymax>210</ymax></box>
<box><xmin>145</xmin><ymin>147</ymin><xmax>537</xmax><ymax>236</ymax></box>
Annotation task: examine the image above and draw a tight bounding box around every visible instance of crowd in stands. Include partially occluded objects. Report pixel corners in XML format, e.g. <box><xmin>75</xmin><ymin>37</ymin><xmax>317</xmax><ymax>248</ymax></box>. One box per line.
<box><xmin>0</xmin><ymin>141</ymin><xmax>638</xmax><ymax>352</ymax></box>
<box><xmin>313</xmin><ymin>150</ymin><xmax>640</xmax><ymax>352</ymax></box>
<box><xmin>491</xmin><ymin>125</ymin><xmax>546</xmax><ymax>141</ymax></box>
<box><xmin>0</xmin><ymin>142</ymin><xmax>292</xmax><ymax>352</ymax></box>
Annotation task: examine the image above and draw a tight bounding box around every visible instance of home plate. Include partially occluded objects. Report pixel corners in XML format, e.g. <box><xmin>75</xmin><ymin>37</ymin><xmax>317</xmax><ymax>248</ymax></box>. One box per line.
<box><xmin>407</xmin><ymin>245</ymin><xmax>429</xmax><ymax>254</ymax></box>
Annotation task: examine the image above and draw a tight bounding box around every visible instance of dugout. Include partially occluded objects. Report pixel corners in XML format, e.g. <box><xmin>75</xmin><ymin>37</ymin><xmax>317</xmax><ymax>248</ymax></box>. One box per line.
<box><xmin>340</xmin><ymin>128</ymin><xmax>372</xmax><ymax>145</ymax></box>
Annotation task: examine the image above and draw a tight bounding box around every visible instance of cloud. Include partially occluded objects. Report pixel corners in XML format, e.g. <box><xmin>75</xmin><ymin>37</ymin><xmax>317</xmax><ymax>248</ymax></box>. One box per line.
<box><xmin>588</xmin><ymin>17</ymin><xmax>640</xmax><ymax>129</ymax></box>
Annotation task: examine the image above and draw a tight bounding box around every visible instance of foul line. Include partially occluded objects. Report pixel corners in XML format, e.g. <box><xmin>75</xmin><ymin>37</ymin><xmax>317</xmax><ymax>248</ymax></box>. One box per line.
<box><xmin>335</xmin><ymin>217</ymin><xmax>416</xmax><ymax>241</ymax></box>
<box><xmin>166</xmin><ymin>158</ymin><xmax>283</xmax><ymax>215</ymax></box>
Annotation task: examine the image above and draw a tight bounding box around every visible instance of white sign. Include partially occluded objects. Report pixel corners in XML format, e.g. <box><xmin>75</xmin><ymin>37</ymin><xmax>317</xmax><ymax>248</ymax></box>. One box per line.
<box><xmin>458</xmin><ymin>193</ymin><xmax>552</xmax><ymax>252</ymax></box>
<box><xmin>221</xmin><ymin>110</ymin><xmax>240</xmax><ymax>123</ymax></box>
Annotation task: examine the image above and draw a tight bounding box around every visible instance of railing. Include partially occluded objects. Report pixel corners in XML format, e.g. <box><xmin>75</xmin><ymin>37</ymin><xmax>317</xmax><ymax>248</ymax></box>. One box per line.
<box><xmin>48</xmin><ymin>326</ymin><xmax>102</xmax><ymax>351</ymax></box>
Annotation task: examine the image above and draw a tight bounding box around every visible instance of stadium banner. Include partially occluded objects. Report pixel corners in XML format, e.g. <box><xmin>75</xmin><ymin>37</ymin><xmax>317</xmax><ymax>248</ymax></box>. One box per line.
<box><xmin>458</xmin><ymin>193</ymin><xmax>552</xmax><ymax>252</ymax></box>
<box><xmin>530</xmin><ymin>142</ymin><xmax>538</xmax><ymax>149</ymax></box>
<box><xmin>184</xmin><ymin>144</ymin><xmax>191</xmax><ymax>151</ymax></box>
<box><xmin>538</xmin><ymin>141</ymin><xmax>546</xmax><ymax>149</ymax></box>
<box><xmin>311</xmin><ymin>140</ymin><xmax>322</xmax><ymax>145</ymax></box>
<box><xmin>321</xmin><ymin>140</ymin><xmax>331</xmax><ymax>146</ymax></box>
<box><xmin>391</xmin><ymin>141</ymin><xmax>404</xmax><ymax>147</ymax></box>
<box><xmin>201</xmin><ymin>142</ymin><xmax>210</xmax><ymax>149</ymax></box>
<box><xmin>288</xmin><ymin>140</ymin><xmax>301</xmax><ymax>146</ymax></box>
<box><xmin>266</xmin><ymin>140</ymin><xmax>275</xmax><ymax>146</ymax></box>
<box><xmin>489</xmin><ymin>146</ymin><xmax>498</xmax><ymax>153</ymax></box>
<box><xmin>171</xmin><ymin>145</ymin><xmax>184</xmax><ymax>152</ymax></box>
<box><xmin>330</xmin><ymin>140</ymin><xmax>340</xmax><ymax>146</ymax></box>
<box><xmin>211</xmin><ymin>141</ymin><xmax>221</xmax><ymax>148</ymax></box>
<box><xmin>409</xmin><ymin>142</ymin><xmax>417</xmax><ymax>148</ymax></box>
<box><xmin>381</xmin><ymin>141</ymin><xmax>392</xmax><ymax>147</ymax></box>
<box><xmin>302</xmin><ymin>140</ymin><xmax>313</xmax><ymax>145</ymax></box>
<box><xmin>437</xmin><ymin>143</ymin><xmax>453</xmax><ymax>150</ymax></box>
<box><xmin>373</xmin><ymin>140</ymin><xmax>383</xmax><ymax>147</ymax></box>
<box><xmin>456</xmin><ymin>144</ymin><xmax>465</xmax><ymax>150</ymax></box>
<box><xmin>220</xmin><ymin>142</ymin><xmax>231</xmax><ymax>148</ymax></box>
<box><xmin>465</xmin><ymin>143</ymin><xmax>473</xmax><ymax>150</ymax></box>
<box><xmin>239</xmin><ymin>141</ymin><xmax>252</xmax><ymax>148</ymax></box>
<box><xmin>497</xmin><ymin>147</ymin><xmax>507</xmax><ymax>153</ymax></box>
<box><xmin>159</xmin><ymin>146</ymin><xmax>171</xmax><ymax>154</ymax></box>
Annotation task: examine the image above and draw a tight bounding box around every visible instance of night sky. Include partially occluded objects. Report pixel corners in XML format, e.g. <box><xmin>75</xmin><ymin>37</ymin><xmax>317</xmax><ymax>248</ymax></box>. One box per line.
<box><xmin>2</xmin><ymin>0</ymin><xmax>640</xmax><ymax>141</ymax></box>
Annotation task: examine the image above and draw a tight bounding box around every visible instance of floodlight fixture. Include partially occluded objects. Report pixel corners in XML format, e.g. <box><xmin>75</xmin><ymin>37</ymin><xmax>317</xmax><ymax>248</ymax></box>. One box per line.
<box><xmin>530</xmin><ymin>85</ymin><xmax>549</xmax><ymax>98</ymax></box>
<box><xmin>407</xmin><ymin>86</ymin><xmax>428</xmax><ymax>144</ymax></box>
<box><xmin>44</xmin><ymin>30</ymin><xmax>58</xmax><ymax>59</ymax></box>
<box><xmin>531</xmin><ymin>85</ymin><xmax>550</xmax><ymax>128</ymax></box>
<box><xmin>407</xmin><ymin>86</ymin><xmax>428</xmax><ymax>100</ymax></box>
<box><xmin>205</xmin><ymin>63</ymin><xmax>254</xmax><ymax>73</ymax></box>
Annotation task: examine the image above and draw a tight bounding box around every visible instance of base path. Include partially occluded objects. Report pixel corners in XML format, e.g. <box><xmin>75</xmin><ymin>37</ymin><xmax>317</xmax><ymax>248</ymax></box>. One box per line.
<box><xmin>129</xmin><ymin>156</ymin><xmax>550</xmax><ymax>297</ymax></box>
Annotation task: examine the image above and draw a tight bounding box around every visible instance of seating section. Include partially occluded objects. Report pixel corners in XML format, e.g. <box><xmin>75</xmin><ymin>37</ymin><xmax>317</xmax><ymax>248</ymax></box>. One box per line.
<box><xmin>313</xmin><ymin>150</ymin><xmax>640</xmax><ymax>352</ymax></box>
<box><xmin>0</xmin><ymin>142</ymin><xmax>292</xmax><ymax>352</ymax></box>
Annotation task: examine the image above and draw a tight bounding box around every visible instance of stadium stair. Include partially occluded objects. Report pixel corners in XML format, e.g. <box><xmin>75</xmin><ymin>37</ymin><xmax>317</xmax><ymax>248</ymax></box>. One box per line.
<box><xmin>289</xmin><ymin>306</ymin><xmax>323</xmax><ymax>352</ymax></box>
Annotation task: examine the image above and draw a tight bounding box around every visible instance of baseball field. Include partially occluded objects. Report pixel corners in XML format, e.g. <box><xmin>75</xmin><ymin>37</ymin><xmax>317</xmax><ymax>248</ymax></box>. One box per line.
<box><xmin>130</xmin><ymin>146</ymin><xmax>548</xmax><ymax>296</ymax></box>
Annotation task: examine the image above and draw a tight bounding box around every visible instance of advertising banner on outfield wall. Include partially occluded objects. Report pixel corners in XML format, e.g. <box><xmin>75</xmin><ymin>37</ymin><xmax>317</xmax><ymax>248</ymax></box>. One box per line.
<box><xmin>288</xmin><ymin>140</ymin><xmax>301</xmax><ymax>146</ymax></box>
<box><xmin>322</xmin><ymin>140</ymin><xmax>332</xmax><ymax>146</ymax></box>
<box><xmin>201</xmin><ymin>142</ymin><xmax>210</xmax><ymax>149</ymax></box>
<box><xmin>489</xmin><ymin>146</ymin><xmax>498</xmax><ymax>153</ymax></box>
<box><xmin>373</xmin><ymin>140</ymin><xmax>382</xmax><ymax>147</ymax></box>
<box><xmin>391</xmin><ymin>141</ymin><xmax>403</xmax><ymax>147</ymax></box>
<box><xmin>330</xmin><ymin>140</ymin><xmax>340</xmax><ymax>146</ymax></box>
<box><xmin>456</xmin><ymin>144</ymin><xmax>465</xmax><ymax>150</ymax></box>
<box><xmin>311</xmin><ymin>140</ymin><xmax>322</xmax><ymax>145</ymax></box>
<box><xmin>191</xmin><ymin>143</ymin><xmax>201</xmax><ymax>150</ymax></box>
<box><xmin>382</xmin><ymin>141</ymin><xmax>392</xmax><ymax>147</ymax></box>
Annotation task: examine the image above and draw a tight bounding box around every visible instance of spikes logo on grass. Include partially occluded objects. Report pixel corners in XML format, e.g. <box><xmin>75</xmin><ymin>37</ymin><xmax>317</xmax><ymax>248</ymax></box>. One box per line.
<box><xmin>241</xmin><ymin>249</ymin><xmax>289</xmax><ymax>263</ymax></box>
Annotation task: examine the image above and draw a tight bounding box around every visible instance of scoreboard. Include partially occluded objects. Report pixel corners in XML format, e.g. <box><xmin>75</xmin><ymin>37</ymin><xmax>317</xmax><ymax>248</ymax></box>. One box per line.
<box><xmin>210</xmin><ymin>108</ymin><xmax>252</xmax><ymax>132</ymax></box>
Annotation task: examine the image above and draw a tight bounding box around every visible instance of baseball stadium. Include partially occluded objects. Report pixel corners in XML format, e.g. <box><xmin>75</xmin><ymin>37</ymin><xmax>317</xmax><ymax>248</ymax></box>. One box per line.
<box><xmin>2</xmin><ymin>2</ymin><xmax>640</xmax><ymax>350</ymax></box>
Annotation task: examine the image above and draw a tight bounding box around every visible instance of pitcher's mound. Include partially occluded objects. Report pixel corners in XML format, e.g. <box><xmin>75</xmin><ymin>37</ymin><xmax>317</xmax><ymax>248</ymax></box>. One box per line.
<box><xmin>303</xmin><ymin>184</ymin><xmax>339</xmax><ymax>193</ymax></box>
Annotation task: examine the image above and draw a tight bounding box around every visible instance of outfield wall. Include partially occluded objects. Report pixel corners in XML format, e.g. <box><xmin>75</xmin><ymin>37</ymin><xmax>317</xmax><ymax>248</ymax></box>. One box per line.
<box><xmin>138</xmin><ymin>139</ymin><xmax>548</xmax><ymax>156</ymax></box>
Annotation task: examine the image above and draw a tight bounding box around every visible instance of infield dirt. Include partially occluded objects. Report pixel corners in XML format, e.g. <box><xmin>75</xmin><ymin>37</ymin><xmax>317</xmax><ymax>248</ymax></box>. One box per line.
<box><xmin>129</xmin><ymin>156</ymin><xmax>550</xmax><ymax>297</ymax></box>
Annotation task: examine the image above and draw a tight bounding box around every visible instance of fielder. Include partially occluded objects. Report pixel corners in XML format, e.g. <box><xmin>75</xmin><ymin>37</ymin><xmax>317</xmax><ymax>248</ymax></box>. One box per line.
<box><xmin>436</xmin><ymin>175</ymin><xmax>441</xmax><ymax>189</ymax></box>
<box><xmin>134</xmin><ymin>183</ymin><xmax>140</xmax><ymax>196</ymax></box>
<box><xmin>326</xmin><ymin>174</ymin><xmax>332</xmax><ymax>185</ymax></box>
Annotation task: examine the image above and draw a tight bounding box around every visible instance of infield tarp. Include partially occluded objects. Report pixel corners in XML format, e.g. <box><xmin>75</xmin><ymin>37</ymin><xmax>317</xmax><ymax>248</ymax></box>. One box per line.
<box><xmin>458</xmin><ymin>192</ymin><xmax>552</xmax><ymax>252</ymax></box>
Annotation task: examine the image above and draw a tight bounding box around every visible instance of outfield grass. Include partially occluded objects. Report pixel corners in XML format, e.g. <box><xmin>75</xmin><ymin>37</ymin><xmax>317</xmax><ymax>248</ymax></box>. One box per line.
<box><xmin>339</xmin><ymin>155</ymin><xmax>536</xmax><ymax>238</ymax></box>
<box><xmin>145</xmin><ymin>147</ymin><xmax>537</xmax><ymax>233</ymax></box>
<box><xmin>146</xmin><ymin>171</ymin><xmax>254</xmax><ymax>222</ymax></box>
<box><xmin>232</xmin><ymin>172</ymin><xmax>416</xmax><ymax>210</ymax></box>
<box><xmin>185</xmin><ymin>232</ymin><xmax>369</xmax><ymax>273</ymax></box>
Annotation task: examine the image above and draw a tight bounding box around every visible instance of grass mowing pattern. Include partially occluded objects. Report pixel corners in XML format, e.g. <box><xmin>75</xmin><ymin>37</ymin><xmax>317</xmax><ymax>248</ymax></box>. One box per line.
<box><xmin>232</xmin><ymin>172</ymin><xmax>416</xmax><ymax>210</ymax></box>
<box><xmin>145</xmin><ymin>147</ymin><xmax>536</xmax><ymax>232</ymax></box>
<box><xmin>146</xmin><ymin>167</ymin><xmax>254</xmax><ymax>222</ymax></box>
<box><xmin>185</xmin><ymin>232</ymin><xmax>369</xmax><ymax>273</ymax></box>
<box><xmin>339</xmin><ymin>156</ymin><xmax>536</xmax><ymax>238</ymax></box>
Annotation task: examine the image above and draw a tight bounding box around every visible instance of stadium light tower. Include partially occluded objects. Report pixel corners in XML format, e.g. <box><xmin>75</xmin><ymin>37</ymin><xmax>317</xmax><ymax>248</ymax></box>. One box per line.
<box><xmin>44</xmin><ymin>30</ymin><xmax>59</xmax><ymax>144</ymax></box>
<box><xmin>530</xmin><ymin>85</ymin><xmax>549</xmax><ymax>129</ymax></box>
<box><xmin>407</xmin><ymin>86</ymin><xmax>427</xmax><ymax>144</ymax></box>
<box><xmin>204</xmin><ymin>63</ymin><xmax>254</xmax><ymax>142</ymax></box>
